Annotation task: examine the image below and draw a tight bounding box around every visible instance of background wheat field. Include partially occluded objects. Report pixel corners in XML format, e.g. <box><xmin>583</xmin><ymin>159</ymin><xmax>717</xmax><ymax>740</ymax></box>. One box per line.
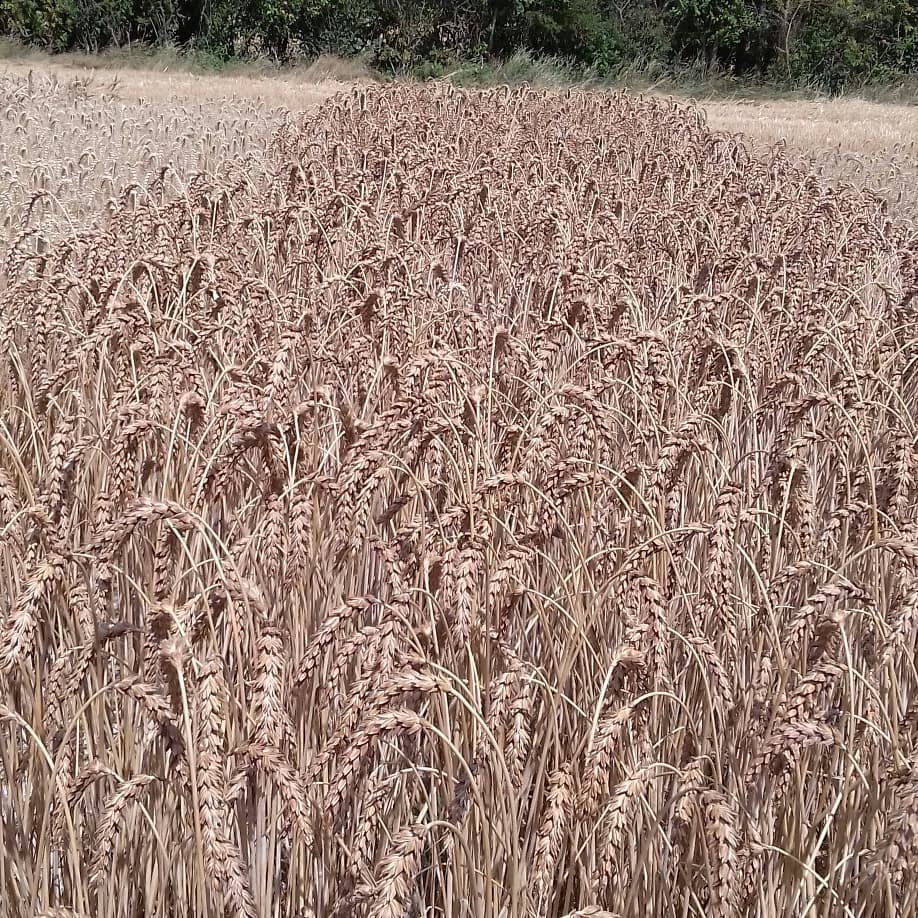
<box><xmin>1</xmin><ymin>64</ymin><xmax>917</xmax><ymax>918</ymax></box>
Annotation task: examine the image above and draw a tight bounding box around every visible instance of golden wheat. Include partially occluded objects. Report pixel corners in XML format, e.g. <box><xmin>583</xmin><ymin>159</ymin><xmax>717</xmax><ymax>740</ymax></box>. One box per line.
<box><xmin>0</xmin><ymin>79</ymin><xmax>916</xmax><ymax>918</ymax></box>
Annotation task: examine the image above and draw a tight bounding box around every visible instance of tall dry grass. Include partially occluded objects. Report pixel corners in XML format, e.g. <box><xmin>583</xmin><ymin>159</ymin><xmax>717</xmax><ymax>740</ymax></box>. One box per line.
<box><xmin>703</xmin><ymin>96</ymin><xmax>918</xmax><ymax>223</ymax></box>
<box><xmin>0</xmin><ymin>82</ymin><xmax>916</xmax><ymax>918</ymax></box>
<box><xmin>0</xmin><ymin>67</ymin><xmax>335</xmax><ymax>244</ymax></box>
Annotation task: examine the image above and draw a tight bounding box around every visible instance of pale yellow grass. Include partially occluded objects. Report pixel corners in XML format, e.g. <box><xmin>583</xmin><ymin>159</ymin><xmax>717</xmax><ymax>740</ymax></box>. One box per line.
<box><xmin>0</xmin><ymin>55</ymin><xmax>347</xmax><ymax>105</ymax></box>
<box><xmin>704</xmin><ymin>96</ymin><xmax>918</xmax><ymax>219</ymax></box>
<box><xmin>0</xmin><ymin>59</ymin><xmax>340</xmax><ymax>242</ymax></box>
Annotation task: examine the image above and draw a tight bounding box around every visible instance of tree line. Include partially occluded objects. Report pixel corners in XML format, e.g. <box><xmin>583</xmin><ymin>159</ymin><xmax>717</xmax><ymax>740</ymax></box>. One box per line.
<box><xmin>2</xmin><ymin>0</ymin><xmax>916</xmax><ymax>91</ymax></box>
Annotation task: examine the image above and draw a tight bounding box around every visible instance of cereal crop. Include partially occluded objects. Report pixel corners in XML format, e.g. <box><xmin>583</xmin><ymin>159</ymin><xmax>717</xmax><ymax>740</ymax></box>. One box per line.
<box><xmin>1</xmin><ymin>83</ymin><xmax>916</xmax><ymax>918</ymax></box>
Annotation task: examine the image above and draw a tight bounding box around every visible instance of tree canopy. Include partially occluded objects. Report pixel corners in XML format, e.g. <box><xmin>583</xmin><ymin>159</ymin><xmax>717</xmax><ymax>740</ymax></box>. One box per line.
<box><xmin>2</xmin><ymin>0</ymin><xmax>916</xmax><ymax>91</ymax></box>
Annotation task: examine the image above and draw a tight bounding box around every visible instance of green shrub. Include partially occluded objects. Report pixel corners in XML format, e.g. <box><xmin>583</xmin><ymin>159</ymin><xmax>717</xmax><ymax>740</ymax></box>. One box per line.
<box><xmin>0</xmin><ymin>0</ymin><xmax>915</xmax><ymax>90</ymax></box>
<box><xmin>788</xmin><ymin>0</ymin><xmax>918</xmax><ymax>91</ymax></box>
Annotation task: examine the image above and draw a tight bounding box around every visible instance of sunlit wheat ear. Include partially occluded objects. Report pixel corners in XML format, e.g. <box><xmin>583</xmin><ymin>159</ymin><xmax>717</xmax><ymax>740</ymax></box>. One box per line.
<box><xmin>90</xmin><ymin>773</ymin><xmax>158</xmax><ymax>891</ymax></box>
<box><xmin>592</xmin><ymin>764</ymin><xmax>655</xmax><ymax>900</ymax></box>
<box><xmin>530</xmin><ymin>761</ymin><xmax>574</xmax><ymax>911</ymax></box>
<box><xmin>579</xmin><ymin>701</ymin><xmax>638</xmax><ymax>817</ymax></box>
<box><xmin>0</xmin><ymin>551</ymin><xmax>66</xmax><ymax>672</ymax></box>
<box><xmin>363</xmin><ymin>823</ymin><xmax>427</xmax><ymax>918</ymax></box>
<box><xmin>192</xmin><ymin>655</ymin><xmax>257</xmax><ymax>918</ymax></box>
<box><xmin>701</xmin><ymin>789</ymin><xmax>742</xmax><ymax>918</ymax></box>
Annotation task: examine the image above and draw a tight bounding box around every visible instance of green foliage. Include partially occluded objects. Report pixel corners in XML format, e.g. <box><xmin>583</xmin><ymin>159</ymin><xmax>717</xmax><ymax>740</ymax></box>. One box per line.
<box><xmin>0</xmin><ymin>0</ymin><xmax>177</xmax><ymax>51</ymax></box>
<box><xmin>0</xmin><ymin>0</ymin><xmax>915</xmax><ymax>89</ymax></box>
<box><xmin>670</xmin><ymin>0</ymin><xmax>757</xmax><ymax>62</ymax></box>
<box><xmin>425</xmin><ymin>48</ymin><xmax>579</xmax><ymax>85</ymax></box>
<box><xmin>789</xmin><ymin>0</ymin><xmax>918</xmax><ymax>90</ymax></box>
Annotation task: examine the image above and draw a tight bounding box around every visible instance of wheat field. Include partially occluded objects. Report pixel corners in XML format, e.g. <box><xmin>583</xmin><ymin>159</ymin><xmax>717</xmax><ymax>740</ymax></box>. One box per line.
<box><xmin>703</xmin><ymin>96</ymin><xmax>918</xmax><ymax>223</ymax></box>
<box><xmin>0</xmin><ymin>75</ymin><xmax>917</xmax><ymax>918</ymax></box>
<box><xmin>0</xmin><ymin>64</ymin><xmax>340</xmax><ymax>244</ymax></box>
